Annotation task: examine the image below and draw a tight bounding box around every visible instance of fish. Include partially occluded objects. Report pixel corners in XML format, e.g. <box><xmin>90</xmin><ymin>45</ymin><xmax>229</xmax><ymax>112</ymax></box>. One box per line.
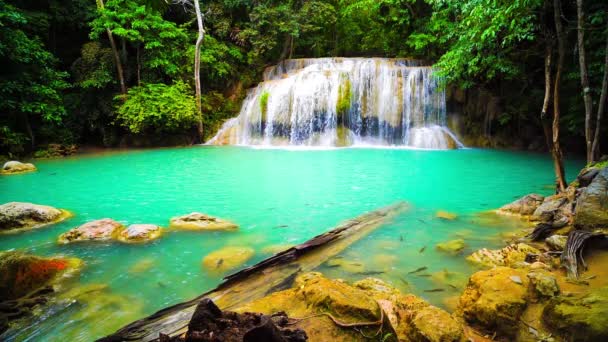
<box><xmin>416</xmin><ymin>274</ymin><xmax>432</xmax><ymax>277</ymax></box>
<box><xmin>275</xmin><ymin>225</ymin><xmax>289</xmax><ymax>228</ymax></box>
<box><xmin>356</xmin><ymin>271</ymin><xmax>385</xmax><ymax>276</ymax></box>
<box><xmin>157</xmin><ymin>281</ymin><xmax>166</xmax><ymax>288</ymax></box>
<box><xmin>216</xmin><ymin>258</ymin><xmax>224</xmax><ymax>269</ymax></box>
<box><xmin>448</xmin><ymin>284</ymin><xmax>459</xmax><ymax>290</ymax></box>
<box><xmin>398</xmin><ymin>277</ymin><xmax>409</xmax><ymax>285</ymax></box>
<box><xmin>408</xmin><ymin>266</ymin><xmax>428</xmax><ymax>274</ymax></box>
<box><xmin>424</xmin><ymin>288</ymin><xmax>445</xmax><ymax>293</ymax></box>
<box><xmin>400</xmin><ymin>235</ymin><xmax>404</xmax><ymax>242</ymax></box>
<box><xmin>417</xmin><ymin>219</ymin><xmax>427</xmax><ymax>224</ymax></box>
<box><xmin>419</xmin><ymin>246</ymin><xmax>427</xmax><ymax>253</ymax></box>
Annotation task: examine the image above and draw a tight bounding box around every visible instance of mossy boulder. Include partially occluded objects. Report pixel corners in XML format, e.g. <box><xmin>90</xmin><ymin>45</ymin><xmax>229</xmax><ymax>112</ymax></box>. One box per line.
<box><xmin>0</xmin><ymin>202</ymin><xmax>71</xmax><ymax>232</ymax></box>
<box><xmin>531</xmin><ymin>194</ymin><xmax>569</xmax><ymax>223</ymax></box>
<box><xmin>436</xmin><ymin>239</ymin><xmax>466</xmax><ymax>255</ymax></box>
<box><xmin>58</xmin><ymin>218</ymin><xmax>124</xmax><ymax>244</ymax></box>
<box><xmin>543</xmin><ymin>286</ymin><xmax>608</xmax><ymax>341</ymax></box>
<box><xmin>117</xmin><ymin>224</ymin><xmax>162</xmax><ymax>243</ymax></box>
<box><xmin>574</xmin><ymin>166</ymin><xmax>608</xmax><ymax>230</ymax></box>
<box><xmin>459</xmin><ymin>267</ymin><xmax>529</xmax><ymax>337</ymax></box>
<box><xmin>169</xmin><ymin>212</ymin><xmax>238</xmax><ymax>231</ymax></box>
<box><xmin>1</xmin><ymin>161</ymin><xmax>36</xmax><ymax>175</ymax></box>
<box><xmin>527</xmin><ymin>271</ymin><xmax>559</xmax><ymax>300</ymax></box>
<box><xmin>545</xmin><ymin>234</ymin><xmax>568</xmax><ymax>251</ymax></box>
<box><xmin>466</xmin><ymin>243</ymin><xmax>540</xmax><ymax>268</ymax></box>
<box><xmin>202</xmin><ymin>246</ymin><xmax>254</xmax><ymax>273</ymax></box>
<box><xmin>0</xmin><ymin>251</ymin><xmax>81</xmax><ymax>301</ymax></box>
<box><xmin>498</xmin><ymin>194</ymin><xmax>544</xmax><ymax>216</ymax></box>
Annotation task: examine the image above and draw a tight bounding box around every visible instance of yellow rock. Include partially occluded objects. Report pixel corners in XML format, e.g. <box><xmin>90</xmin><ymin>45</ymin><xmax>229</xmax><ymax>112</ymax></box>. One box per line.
<box><xmin>170</xmin><ymin>212</ymin><xmax>238</xmax><ymax>231</ymax></box>
<box><xmin>436</xmin><ymin>211</ymin><xmax>458</xmax><ymax>220</ymax></box>
<box><xmin>129</xmin><ymin>258</ymin><xmax>156</xmax><ymax>274</ymax></box>
<box><xmin>436</xmin><ymin>239</ymin><xmax>466</xmax><ymax>255</ymax></box>
<box><xmin>202</xmin><ymin>246</ymin><xmax>254</xmax><ymax>273</ymax></box>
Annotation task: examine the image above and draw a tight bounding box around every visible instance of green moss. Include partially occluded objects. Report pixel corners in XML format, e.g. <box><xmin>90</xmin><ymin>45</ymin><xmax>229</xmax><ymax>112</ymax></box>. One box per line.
<box><xmin>259</xmin><ymin>91</ymin><xmax>270</xmax><ymax>122</ymax></box>
<box><xmin>336</xmin><ymin>77</ymin><xmax>352</xmax><ymax>117</ymax></box>
<box><xmin>588</xmin><ymin>160</ymin><xmax>608</xmax><ymax>169</ymax></box>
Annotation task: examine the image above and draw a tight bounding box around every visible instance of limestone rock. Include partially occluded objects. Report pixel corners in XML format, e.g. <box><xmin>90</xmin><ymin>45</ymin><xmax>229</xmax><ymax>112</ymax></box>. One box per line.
<box><xmin>436</xmin><ymin>211</ymin><xmax>458</xmax><ymax>220</ymax></box>
<box><xmin>459</xmin><ymin>267</ymin><xmax>529</xmax><ymax>337</ymax></box>
<box><xmin>531</xmin><ymin>194</ymin><xmax>569</xmax><ymax>222</ymax></box>
<box><xmin>202</xmin><ymin>246</ymin><xmax>254</xmax><ymax>273</ymax></box>
<box><xmin>435</xmin><ymin>239</ymin><xmax>466</xmax><ymax>255</ymax></box>
<box><xmin>545</xmin><ymin>234</ymin><xmax>568</xmax><ymax>251</ymax></box>
<box><xmin>498</xmin><ymin>194</ymin><xmax>544</xmax><ymax>216</ymax></box>
<box><xmin>58</xmin><ymin>219</ymin><xmax>124</xmax><ymax>244</ymax></box>
<box><xmin>574</xmin><ymin>166</ymin><xmax>608</xmax><ymax>230</ymax></box>
<box><xmin>1</xmin><ymin>161</ymin><xmax>36</xmax><ymax>174</ymax></box>
<box><xmin>0</xmin><ymin>202</ymin><xmax>70</xmax><ymax>232</ymax></box>
<box><xmin>527</xmin><ymin>271</ymin><xmax>559</xmax><ymax>299</ymax></box>
<box><xmin>543</xmin><ymin>286</ymin><xmax>608</xmax><ymax>341</ymax></box>
<box><xmin>169</xmin><ymin>212</ymin><xmax>238</xmax><ymax>231</ymax></box>
<box><xmin>410</xmin><ymin>306</ymin><xmax>463</xmax><ymax>342</ymax></box>
<box><xmin>117</xmin><ymin>224</ymin><xmax>162</xmax><ymax>243</ymax></box>
<box><xmin>466</xmin><ymin>243</ymin><xmax>540</xmax><ymax>268</ymax></box>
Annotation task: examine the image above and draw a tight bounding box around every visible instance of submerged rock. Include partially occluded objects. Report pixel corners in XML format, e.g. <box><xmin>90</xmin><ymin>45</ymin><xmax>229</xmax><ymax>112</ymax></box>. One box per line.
<box><xmin>466</xmin><ymin>243</ymin><xmax>540</xmax><ymax>268</ymax></box>
<box><xmin>202</xmin><ymin>246</ymin><xmax>254</xmax><ymax>273</ymax></box>
<box><xmin>543</xmin><ymin>286</ymin><xmax>608</xmax><ymax>341</ymax></box>
<box><xmin>574</xmin><ymin>166</ymin><xmax>608</xmax><ymax>230</ymax></box>
<box><xmin>498</xmin><ymin>194</ymin><xmax>544</xmax><ymax>216</ymax></box>
<box><xmin>58</xmin><ymin>218</ymin><xmax>124</xmax><ymax>244</ymax></box>
<box><xmin>436</xmin><ymin>211</ymin><xmax>458</xmax><ymax>220</ymax></box>
<box><xmin>170</xmin><ymin>212</ymin><xmax>238</xmax><ymax>231</ymax></box>
<box><xmin>0</xmin><ymin>202</ymin><xmax>71</xmax><ymax>232</ymax></box>
<box><xmin>261</xmin><ymin>244</ymin><xmax>294</xmax><ymax>255</ymax></box>
<box><xmin>1</xmin><ymin>161</ymin><xmax>36</xmax><ymax>174</ymax></box>
<box><xmin>117</xmin><ymin>224</ymin><xmax>162</xmax><ymax>243</ymax></box>
<box><xmin>459</xmin><ymin>267</ymin><xmax>529</xmax><ymax>337</ymax></box>
<box><xmin>435</xmin><ymin>239</ymin><xmax>466</xmax><ymax>255</ymax></box>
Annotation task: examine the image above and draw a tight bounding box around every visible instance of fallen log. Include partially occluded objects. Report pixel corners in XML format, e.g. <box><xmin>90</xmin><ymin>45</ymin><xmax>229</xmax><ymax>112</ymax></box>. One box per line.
<box><xmin>100</xmin><ymin>202</ymin><xmax>409</xmax><ymax>341</ymax></box>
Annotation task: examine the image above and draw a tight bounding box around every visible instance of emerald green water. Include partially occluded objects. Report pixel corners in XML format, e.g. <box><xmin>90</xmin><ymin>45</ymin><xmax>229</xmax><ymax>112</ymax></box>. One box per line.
<box><xmin>0</xmin><ymin>146</ymin><xmax>583</xmax><ymax>341</ymax></box>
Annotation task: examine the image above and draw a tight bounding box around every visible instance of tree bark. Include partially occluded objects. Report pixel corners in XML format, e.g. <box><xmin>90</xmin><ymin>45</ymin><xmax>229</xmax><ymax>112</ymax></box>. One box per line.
<box><xmin>541</xmin><ymin>43</ymin><xmax>554</xmax><ymax>152</ymax></box>
<box><xmin>576</xmin><ymin>0</ymin><xmax>594</xmax><ymax>163</ymax></box>
<box><xmin>592</xmin><ymin>28</ymin><xmax>608</xmax><ymax>161</ymax></box>
<box><xmin>552</xmin><ymin>0</ymin><xmax>567</xmax><ymax>192</ymax></box>
<box><xmin>193</xmin><ymin>0</ymin><xmax>205</xmax><ymax>142</ymax></box>
<box><xmin>97</xmin><ymin>0</ymin><xmax>127</xmax><ymax>95</ymax></box>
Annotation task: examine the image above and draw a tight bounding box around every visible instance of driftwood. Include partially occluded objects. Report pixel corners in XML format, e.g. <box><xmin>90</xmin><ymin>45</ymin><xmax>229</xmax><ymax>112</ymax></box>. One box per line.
<box><xmin>101</xmin><ymin>202</ymin><xmax>409</xmax><ymax>341</ymax></box>
<box><xmin>562</xmin><ymin>230</ymin><xmax>607</xmax><ymax>278</ymax></box>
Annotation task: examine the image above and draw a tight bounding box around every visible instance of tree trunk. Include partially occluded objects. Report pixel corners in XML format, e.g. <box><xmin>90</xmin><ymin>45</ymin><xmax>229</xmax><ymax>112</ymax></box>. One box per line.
<box><xmin>576</xmin><ymin>0</ymin><xmax>594</xmax><ymax>163</ymax></box>
<box><xmin>279</xmin><ymin>34</ymin><xmax>292</xmax><ymax>61</ymax></box>
<box><xmin>552</xmin><ymin>0</ymin><xmax>567</xmax><ymax>192</ymax></box>
<box><xmin>23</xmin><ymin>113</ymin><xmax>34</xmax><ymax>150</ymax></box>
<box><xmin>136</xmin><ymin>44</ymin><xmax>141</xmax><ymax>86</ymax></box>
<box><xmin>592</xmin><ymin>28</ymin><xmax>608</xmax><ymax>161</ymax></box>
<box><xmin>97</xmin><ymin>0</ymin><xmax>127</xmax><ymax>95</ymax></box>
<box><xmin>541</xmin><ymin>43</ymin><xmax>554</xmax><ymax>152</ymax></box>
<box><xmin>193</xmin><ymin>0</ymin><xmax>205</xmax><ymax>142</ymax></box>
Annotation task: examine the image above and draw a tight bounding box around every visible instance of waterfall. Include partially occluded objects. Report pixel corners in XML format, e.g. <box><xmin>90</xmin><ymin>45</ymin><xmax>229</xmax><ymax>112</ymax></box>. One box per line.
<box><xmin>207</xmin><ymin>58</ymin><xmax>464</xmax><ymax>149</ymax></box>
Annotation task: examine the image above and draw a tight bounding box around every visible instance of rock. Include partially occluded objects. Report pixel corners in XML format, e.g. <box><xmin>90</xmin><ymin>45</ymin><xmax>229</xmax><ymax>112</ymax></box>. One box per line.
<box><xmin>574</xmin><ymin>166</ymin><xmax>608</xmax><ymax>230</ymax></box>
<box><xmin>466</xmin><ymin>243</ymin><xmax>540</xmax><ymax>268</ymax></box>
<box><xmin>577</xmin><ymin>167</ymin><xmax>600</xmax><ymax>187</ymax></box>
<box><xmin>545</xmin><ymin>234</ymin><xmax>568</xmax><ymax>251</ymax></box>
<box><xmin>459</xmin><ymin>267</ymin><xmax>529</xmax><ymax>337</ymax></box>
<box><xmin>498</xmin><ymin>194</ymin><xmax>544</xmax><ymax>216</ymax></box>
<box><xmin>410</xmin><ymin>306</ymin><xmax>463</xmax><ymax>342</ymax></box>
<box><xmin>169</xmin><ymin>212</ymin><xmax>238</xmax><ymax>231</ymax></box>
<box><xmin>1</xmin><ymin>161</ymin><xmax>36</xmax><ymax>174</ymax></box>
<box><xmin>58</xmin><ymin>218</ymin><xmax>124</xmax><ymax>244</ymax></box>
<box><xmin>0</xmin><ymin>251</ymin><xmax>81</xmax><ymax>301</ymax></box>
<box><xmin>435</xmin><ymin>239</ymin><xmax>466</xmax><ymax>255</ymax></box>
<box><xmin>0</xmin><ymin>202</ymin><xmax>70</xmax><ymax>232</ymax></box>
<box><xmin>531</xmin><ymin>194</ymin><xmax>568</xmax><ymax>222</ymax></box>
<box><xmin>543</xmin><ymin>286</ymin><xmax>608</xmax><ymax>341</ymax></box>
<box><xmin>202</xmin><ymin>246</ymin><xmax>254</xmax><ymax>273</ymax></box>
<box><xmin>436</xmin><ymin>211</ymin><xmax>458</xmax><ymax>220</ymax></box>
<box><xmin>117</xmin><ymin>224</ymin><xmax>162</xmax><ymax>243</ymax></box>
<box><xmin>527</xmin><ymin>272</ymin><xmax>559</xmax><ymax>299</ymax></box>
<box><xmin>129</xmin><ymin>258</ymin><xmax>156</xmax><ymax>274</ymax></box>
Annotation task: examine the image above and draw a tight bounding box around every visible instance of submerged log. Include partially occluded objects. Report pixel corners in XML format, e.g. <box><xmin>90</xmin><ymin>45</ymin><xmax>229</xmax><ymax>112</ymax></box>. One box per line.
<box><xmin>101</xmin><ymin>202</ymin><xmax>409</xmax><ymax>341</ymax></box>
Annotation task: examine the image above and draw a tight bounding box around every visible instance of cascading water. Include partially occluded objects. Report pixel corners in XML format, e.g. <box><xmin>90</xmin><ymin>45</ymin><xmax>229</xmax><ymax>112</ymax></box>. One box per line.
<box><xmin>207</xmin><ymin>58</ymin><xmax>464</xmax><ymax>149</ymax></box>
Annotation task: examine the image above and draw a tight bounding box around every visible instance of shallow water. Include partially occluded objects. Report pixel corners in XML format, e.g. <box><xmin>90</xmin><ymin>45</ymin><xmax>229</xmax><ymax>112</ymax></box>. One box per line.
<box><xmin>0</xmin><ymin>146</ymin><xmax>583</xmax><ymax>340</ymax></box>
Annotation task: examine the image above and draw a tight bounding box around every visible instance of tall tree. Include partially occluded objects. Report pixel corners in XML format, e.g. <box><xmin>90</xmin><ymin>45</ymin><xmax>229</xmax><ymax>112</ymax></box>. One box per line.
<box><xmin>96</xmin><ymin>0</ymin><xmax>127</xmax><ymax>94</ymax></box>
<box><xmin>551</xmin><ymin>0</ymin><xmax>567</xmax><ymax>191</ymax></box>
<box><xmin>576</xmin><ymin>0</ymin><xmax>594</xmax><ymax>163</ymax></box>
<box><xmin>592</xmin><ymin>28</ymin><xmax>608</xmax><ymax>160</ymax></box>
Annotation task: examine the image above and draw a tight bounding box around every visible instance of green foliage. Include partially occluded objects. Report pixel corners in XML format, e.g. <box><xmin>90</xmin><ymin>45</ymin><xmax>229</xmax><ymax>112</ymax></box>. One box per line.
<box><xmin>71</xmin><ymin>42</ymin><xmax>115</xmax><ymax>89</ymax></box>
<box><xmin>0</xmin><ymin>125</ymin><xmax>28</xmax><ymax>155</ymax></box>
<box><xmin>336</xmin><ymin>76</ymin><xmax>352</xmax><ymax>115</ymax></box>
<box><xmin>115</xmin><ymin>81</ymin><xmax>197</xmax><ymax>134</ymax></box>
<box><xmin>259</xmin><ymin>91</ymin><xmax>269</xmax><ymax>117</ymax></box>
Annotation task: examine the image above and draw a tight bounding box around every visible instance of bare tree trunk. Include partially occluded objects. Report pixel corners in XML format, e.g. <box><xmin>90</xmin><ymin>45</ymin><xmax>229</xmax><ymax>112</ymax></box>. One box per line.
<box><xmin>552</xmin><ymin>0</ymin><xmax>567</xmax><ymax>192</ymax></box>
<box><xmin>279</xmin><ymin>34</ymin><xmax>292</xmax><ymax>61</ymax></box>
<box><xmin>576</xmin><ymin>0</ymin><xmax>594</xmax><ymax>163</ymax></box>
<box><xmin>542</xmin><ymin>43</ymin><xmax>554</xmax><ymax>152</ymax></box>
<box><xmin>592</xmin><ymin>29</ymin><xmax>608</xmax><ymax>161</ymax></box>
<box><xmin>97</xmin><ymin>0</ymin><xmax>127</xmax><ymax>95</ymax></box>
<box><xmin>193</xmin><ymin>0</ymin><xmax>205</xmax><ymax>142</ymax></box>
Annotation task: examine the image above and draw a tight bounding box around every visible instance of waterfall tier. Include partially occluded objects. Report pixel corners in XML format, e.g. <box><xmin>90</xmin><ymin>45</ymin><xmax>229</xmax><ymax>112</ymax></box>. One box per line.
<box><xmin>207</xmin><ymin>58</ymin><xmax>463</xmax><ymax>149</ymax></box>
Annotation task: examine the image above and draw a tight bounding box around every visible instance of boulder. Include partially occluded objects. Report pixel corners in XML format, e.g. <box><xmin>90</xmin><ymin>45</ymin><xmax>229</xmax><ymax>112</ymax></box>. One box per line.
<box><xmin>574</xmin><ymin>166</ymin><xmax>608</xmax><ymax>230</ymax></box>
<box><xmin>531</xmin><ymin>194</ymin><xmax>569</xmax><ymax>222</ymax></box>
<box><xmin>459</xmin><ymin>267</ymin><xmax>529</xmax><ymax>337</ymax></box>
<box><xmin>0</xmin><ymin>202</ymin><xmax>70</xmax><ymax>232</ymax></box>
<box><xmin>58</xmin><ymin>218</ymin><xmax>124</xmax><ymax>244</ymax></box>
<box><xmin>436</xmin><ymin>211</ymin><xmax>458</xmax><ymax>220</ymax></box>
<box><xmin>202</xmin><ymin>246</ymin><xmax>254</xmax><ymax>273</ymax></box>
<box><xmin>545</xmin><ymin>234</ymin><xmax>568</xmax><ymax>251</ymax></box>
<box><xmin>466</xmin><ymin>243</ymin><xmax>540</xmax><ymax>268</ymax></box>
<box><xmin>1</xmin><ymin>161</ymin><xmax>36</xmax><ymax>174</ymax></box>
<box><xmin>527</xmin><ymin>271</ymin><xmax>559</xmax><ymax>300</ymax></box>
<box><xmin>0</xmin><ymin>251</ymin><xmax>81</xmax><ymax>301</ymax></box>
<box><xmin>169</xmin><ymin>212</ymin><xmax>238</xmax><ymax>231</ymax></box>
<box><xmin>117</xmin><ymin>224</ymin><xmax>162</xmax><ymax>243</ymax></box>
<box><xmin>435</xmin><ymin>239</ymin><xmax>466</xmax><ymax>255</ymax></box>
<box><xmin>543</xmin><ymin>286</ymin><xmax>608</xmax><ymax>341</ymax></box>
<box><xmin>498</xmin><ymin>194</ymin><xmax>544</xmax><ymax>216</ymax></box>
